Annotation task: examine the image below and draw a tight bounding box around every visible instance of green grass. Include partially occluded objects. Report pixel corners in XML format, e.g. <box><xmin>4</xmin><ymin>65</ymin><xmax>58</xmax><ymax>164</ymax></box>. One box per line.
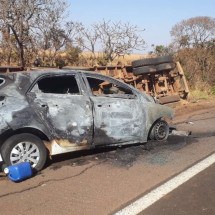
<box><xmin>211</xmin><ymin>86</ymin><xmax>215</xmax><ymax>95</ymax></box>
<box><xmin>190</xmin><ymin>90</ymin><xmax>210</xmax><ymax>101</ymax></box>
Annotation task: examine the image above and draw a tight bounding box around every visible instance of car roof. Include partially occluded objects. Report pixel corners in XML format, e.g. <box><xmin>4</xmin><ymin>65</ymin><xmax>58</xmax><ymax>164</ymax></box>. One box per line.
<box><xmin>0</xmin><ymin>68</ymin><xmax>141</xmax><ymax>97</ymax></box>
<box><xmin>0</xmin><ymin>69</ymin><xmax>136</xmax><ymax>91</ymax></box>
<box><xmin>1</xmin><ymin>69</ymin><xmax>103</xmax><ymax>76</ymax></box>
<box><xmin>0</xmin><ymin>69</ymin><xmax>126</xmax><ymax>84</ymax></box>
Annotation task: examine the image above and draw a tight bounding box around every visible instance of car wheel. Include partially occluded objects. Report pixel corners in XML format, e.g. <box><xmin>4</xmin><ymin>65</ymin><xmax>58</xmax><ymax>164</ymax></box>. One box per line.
<box><xmin>1</xmin><ymin>133</ymin><xmax>47</xmax><ymax>171</ymax></box>
<box><xmin>132</xmin><ymin>55</ymin><xmax>173</xmax><ymax>68</ymax></box>
<box><xmin>133</xmin><ymin>65</ymin><xmax>156</xmax><ymax>76</ymax></box>
<box><xmin>149</xmin><ymin>120</ymin><xmax>169</xmax><ymax>141</ymax></box>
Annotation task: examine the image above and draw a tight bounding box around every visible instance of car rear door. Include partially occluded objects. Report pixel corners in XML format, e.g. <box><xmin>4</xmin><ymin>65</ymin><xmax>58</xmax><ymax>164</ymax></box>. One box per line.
<box><xmin>82</xmin><ymin>73</ymin><xmax>147</xmax><ymax>146</ymax></box>
<box><xmin>26</xmin><ymin>73</ymin><xmax>93</xmax><ymax>146</ymax></box>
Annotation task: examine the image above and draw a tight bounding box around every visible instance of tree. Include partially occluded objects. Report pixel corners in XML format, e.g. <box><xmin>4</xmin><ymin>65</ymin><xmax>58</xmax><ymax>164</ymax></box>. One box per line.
<box><xmin>171</xmin><ymin>16</ymin><xmax>215</xmax><ymax>90</ymax></box>
<box><xmin>0</xmin><ymin>27</ymin><xmax>17</xmax><ymax>65</ymax></box>
<box><xmin>74</xmin><ymin>22</ymin><xmax>99</xmax><ymax>63</ymax></box>
<box><xmin>171</xmin><ymin>16</ymin><xmax>215</xmax><ymax>48</ymax></box>
<box><xmin>36</xmin><ymin>2</ymin><xmax>77</xmax><ymax>66</ymax></box>
<box><xmin>0</xmin><ymin>0</ymin><xmax>49</xmax><ymax>68</ymax></box>
<box><xmin>35</xmin><ymin>0</ymin><xmax>66</xmax><ymax>61</ymax></box>
<box><xmin>151</xmin><ymin>44</ymin><xmax>174</xmax><ymax>56</ymax></box>
<box><xmin>0</xmin><ymin>3</ymin><xmax>146</xmax><ymax>68</ymax></box>
<box><xmin>94</xmin><ymin>20</ymin><xmax>145</xmax><ymax>63</ymax></box>
<box><xmin>0</xmin><ymin>0</ymin><xmax>72</xmax><ymax>68</ymax></box>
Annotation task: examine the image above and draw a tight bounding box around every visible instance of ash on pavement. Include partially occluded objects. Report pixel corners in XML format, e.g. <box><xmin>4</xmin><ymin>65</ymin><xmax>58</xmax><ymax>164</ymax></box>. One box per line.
<box><xmin>48</xmin><ymin>135</ymin><xmax>198</xmax><ymax>170</ymax></box>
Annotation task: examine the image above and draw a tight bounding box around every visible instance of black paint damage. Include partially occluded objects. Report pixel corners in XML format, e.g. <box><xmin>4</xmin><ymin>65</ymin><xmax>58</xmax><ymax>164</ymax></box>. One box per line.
<box><xmin>0</xmin><ymin>70</ymin><xmax>174</xmax><ymax>156</ymax></box>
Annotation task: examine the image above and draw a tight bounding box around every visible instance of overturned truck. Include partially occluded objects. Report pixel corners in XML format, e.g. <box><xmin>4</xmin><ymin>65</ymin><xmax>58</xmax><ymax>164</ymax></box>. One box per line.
<box><xmin>87</xmin><ymin>55</ymin><xmax>189</xmax><ymax>104</ymax></box>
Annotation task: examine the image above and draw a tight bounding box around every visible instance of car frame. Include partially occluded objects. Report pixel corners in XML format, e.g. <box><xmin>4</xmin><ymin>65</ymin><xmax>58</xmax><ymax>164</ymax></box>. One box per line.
<box><xmin>0</xmin><ymin>70</ymin><xmax>174</xmax><ymax>171</ymax></box>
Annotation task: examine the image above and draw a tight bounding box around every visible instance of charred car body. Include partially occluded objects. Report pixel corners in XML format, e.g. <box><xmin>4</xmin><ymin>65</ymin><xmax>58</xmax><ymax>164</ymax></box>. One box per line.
<box><xmin>0</xmin><ymin>70</ymin><xmax>173</xmax><ymax>171</ymax></box>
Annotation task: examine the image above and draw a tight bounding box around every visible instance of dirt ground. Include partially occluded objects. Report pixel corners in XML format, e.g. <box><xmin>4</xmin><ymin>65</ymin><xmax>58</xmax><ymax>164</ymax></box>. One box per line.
<box><xmin>174</xmin><ymin>98</ymin><xmax>215</xmax><ymax>115</ymax></box>
<box><xmin>0</xmin><ymin>97</ymin><xmax>215</xmax><ymax>215</ymax></box>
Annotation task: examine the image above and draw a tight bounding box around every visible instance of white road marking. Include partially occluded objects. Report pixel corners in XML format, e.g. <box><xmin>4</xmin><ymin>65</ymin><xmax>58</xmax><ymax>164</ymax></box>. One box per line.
<box><xmin>115</xmin><ymin>153</ymin><xmax>215</xmax><ymax>215</ymax></box>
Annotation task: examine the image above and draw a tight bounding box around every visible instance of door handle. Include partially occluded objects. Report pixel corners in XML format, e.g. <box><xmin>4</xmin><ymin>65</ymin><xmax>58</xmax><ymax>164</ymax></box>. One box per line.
<box><xmin>98</xmin><ymin>104</ymin><xmax>110</xmax><ymax>108</ymax></box>
<box><xmin>41</xmin><ymin>104</ymin><xmax>48</xmax><ymax>108</ymax></box>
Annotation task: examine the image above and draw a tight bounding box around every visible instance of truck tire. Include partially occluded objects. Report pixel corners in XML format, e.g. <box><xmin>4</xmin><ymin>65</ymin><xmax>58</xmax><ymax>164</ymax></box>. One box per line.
<box><xmin>132</xmin><ymin>58</ymin><xmax>158</xmax><ymax>68</ymax></box>
<box><xmin>132</xmin><ymin>55</ymin><xmax>173</xmax><ymax>68</ymax></box>
<box><xmin>156</xmin><ymin>63</ymin><xmax>176</xmax><ymax>72</ymax></box>
<box><xmin>133</xmin><ymin>65</ymin><xmax>156</xmax><ymax>76</ymax></box>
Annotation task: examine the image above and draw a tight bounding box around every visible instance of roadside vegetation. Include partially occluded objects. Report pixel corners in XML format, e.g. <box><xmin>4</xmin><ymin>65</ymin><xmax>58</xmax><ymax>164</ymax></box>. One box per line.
<box><xmin>152</xmin><ymin>16</ymin><xmax>215</xmax><ymax>98</ymax></box>
<box><xmin>0</xmin><ymin>0</ymin><xmax>145</xmax><ymax>68</ymax></box>
<box><xmin>0</xmin><ymin>1</ymin><xmax>214</xmax><ymax>96</ymax></box>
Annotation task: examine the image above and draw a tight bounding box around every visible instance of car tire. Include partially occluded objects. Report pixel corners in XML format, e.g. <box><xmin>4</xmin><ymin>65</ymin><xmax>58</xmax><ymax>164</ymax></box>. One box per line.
<box><xmin>133</xmin><ymin>66</ymin><xmax>156</xmax><ymax>76</ymax></box>
<box><xmin>132</xmin><ymin>55</ymin><xmax>173</xmax><ymax>68</ymax></box>
<box><xmin>1</xmin><ymin>133</ymin><xmax>47</xmax><ymax>172</ymax></box>
<box><xmin>149</xmin><ymin>120</ymin><xmax>169</xmax><ymax>141</ymax></box>
<box><xmin>156</xmin><ymin>63</ymin><xmax>176</xmax><ymax>72</ymax></box>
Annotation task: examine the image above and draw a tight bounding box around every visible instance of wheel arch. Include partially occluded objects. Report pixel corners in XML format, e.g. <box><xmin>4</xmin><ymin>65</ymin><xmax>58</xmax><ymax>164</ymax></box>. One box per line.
<box><xmin>147</xmin><ymin>117</ymin><xmax>170</xmax><ymax>141</ymax></box>
<box><xmin>146</xmin><ymin>103</ymin><xmax>174</xmax><ymax>140</ymax></box>
<box><xmin>0</xmin><ymin>127</ymin><xmax>50</xmax><ymax>149</ymax></box>
<box><xmin>147</xmin><ymin>117</ymin><xmax>162</xmax><ymax>140</ymax></box>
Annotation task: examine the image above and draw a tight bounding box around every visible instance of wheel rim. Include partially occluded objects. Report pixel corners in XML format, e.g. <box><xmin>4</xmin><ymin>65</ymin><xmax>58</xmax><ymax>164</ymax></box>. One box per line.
<box><xmin>10</xmin><ymin>142</ymin><xmax>40</xmax><ymax>168</ymax></box>
<box><xmin>154</xmin><ymin>121</ymin><xmax>169</xmax><ymax>140</ymax></box>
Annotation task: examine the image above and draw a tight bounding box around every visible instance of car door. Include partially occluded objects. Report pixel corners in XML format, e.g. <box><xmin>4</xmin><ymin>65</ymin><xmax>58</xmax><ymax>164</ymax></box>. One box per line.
<box><xmin>26</xmin><ymin>73</ymin><xmax>93</xmax><ymax>146</ymax></box>
<box><xmin>82</xmin><ymin>73</ymin><xmax>147</xmax><ymax>146</ymax></box>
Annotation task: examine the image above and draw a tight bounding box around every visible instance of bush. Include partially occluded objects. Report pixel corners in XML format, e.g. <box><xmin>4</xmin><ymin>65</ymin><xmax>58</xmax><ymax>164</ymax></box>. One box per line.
<box><xmin>97</xmin><ymin>56</ymin><xmax>108</xmax><ymax>66</ymax></box>
<box><xmin>65</xmin><ymin>47</ymin><xmax>81</xmax><ymax>66</ymax></box>
<box><xmin>55</xmin><ymin>57</ymin><xmax>66</xmax><ymax>69</ymax></box>
<box><xmin>33</xmin><ymin>58</ymin><xmax>42</xmax><ymax>67</ymax></box>
<box><xmin>211</xmin><ymin>86</ymin><xmax>215</xmax><ymax>95</ymax></box>
<box><xmin>190</xmin><ymin>90</ymin><xmax>210</xmax><ymax>101</ymax></box>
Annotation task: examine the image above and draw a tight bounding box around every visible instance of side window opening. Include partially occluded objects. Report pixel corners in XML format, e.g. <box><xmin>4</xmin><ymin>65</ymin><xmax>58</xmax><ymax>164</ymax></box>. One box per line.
<box><xmin>32</xmin><ymin>75</ymin><xmax>80</xmax><ymax>94</ymax></box>
<box><xmin>87</xmin><ymin>77</ymin><xmax>134</xmax><ymax>96</ymax></box>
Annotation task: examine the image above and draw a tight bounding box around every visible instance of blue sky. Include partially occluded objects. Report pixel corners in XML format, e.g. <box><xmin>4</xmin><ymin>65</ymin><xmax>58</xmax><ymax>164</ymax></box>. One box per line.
<box><xmin>68</xmin><ymin>0</ymin><xmax>215</xmax><ymax>53</ymax></box>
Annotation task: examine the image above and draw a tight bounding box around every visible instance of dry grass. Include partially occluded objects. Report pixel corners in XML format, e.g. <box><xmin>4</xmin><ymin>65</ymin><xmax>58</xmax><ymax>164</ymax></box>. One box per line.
<box><xmin>189</xmin><ymin>90</ymin><xmax>215</xmax><ymax>102</ymax></box>
<box><xmin>80</xmin><ymin>51</ymin><xmax>151</xmax><ymax>65</ymax></box>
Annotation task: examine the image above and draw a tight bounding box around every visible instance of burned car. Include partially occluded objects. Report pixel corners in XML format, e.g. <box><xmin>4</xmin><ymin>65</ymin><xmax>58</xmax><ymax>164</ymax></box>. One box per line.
<box><xmin>0</xmin><ymin>70</ymin><xmax>173</xmax><ymax>171</ymax></box>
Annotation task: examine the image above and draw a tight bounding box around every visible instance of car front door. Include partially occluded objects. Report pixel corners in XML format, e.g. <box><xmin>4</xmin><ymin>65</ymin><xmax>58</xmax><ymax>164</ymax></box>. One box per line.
<box><xmin>26</xmin><ymin>74</ymin><xmax>93</xmax><ymax>146</ymax></box>
<box><xmin>82</xmin><ymin>74</ymin><xmax>147</xmax><ymax>146</ymax></box>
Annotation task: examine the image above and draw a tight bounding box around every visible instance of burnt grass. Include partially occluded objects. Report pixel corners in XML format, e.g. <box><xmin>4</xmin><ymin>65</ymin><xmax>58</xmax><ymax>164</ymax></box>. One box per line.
<box><xmin>48</xmin><ymin>135</ymin><xmax>200</xmax><ymax>171</ymax></box>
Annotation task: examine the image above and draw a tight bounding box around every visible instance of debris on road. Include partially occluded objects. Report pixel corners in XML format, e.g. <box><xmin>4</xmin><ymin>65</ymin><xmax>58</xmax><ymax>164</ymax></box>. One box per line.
<box><xmin>4</xmin><ymin>162</ymin><xmax>33</xmax><ymax>182</ymax></box>
<box><xmin>170</xmin><ymin>130</ymin><xmax>192</xmax><ymax>137</ymax></box>
<box><xmin>187</xmin><ymin>121</ymin><xmax>194</xmax><ymax>125</ymax></box>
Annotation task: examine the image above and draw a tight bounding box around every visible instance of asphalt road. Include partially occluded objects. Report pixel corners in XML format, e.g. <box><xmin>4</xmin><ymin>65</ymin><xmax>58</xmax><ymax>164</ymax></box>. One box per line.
<box><xmin>0</xmin><ymin>103</ymin><xmax>215</xmax><ymax>215</ymax></box>
<box><xmin>142</xmin><ymin>163</ymin><xmax>215</xmax><ymax>215</ymax></box>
